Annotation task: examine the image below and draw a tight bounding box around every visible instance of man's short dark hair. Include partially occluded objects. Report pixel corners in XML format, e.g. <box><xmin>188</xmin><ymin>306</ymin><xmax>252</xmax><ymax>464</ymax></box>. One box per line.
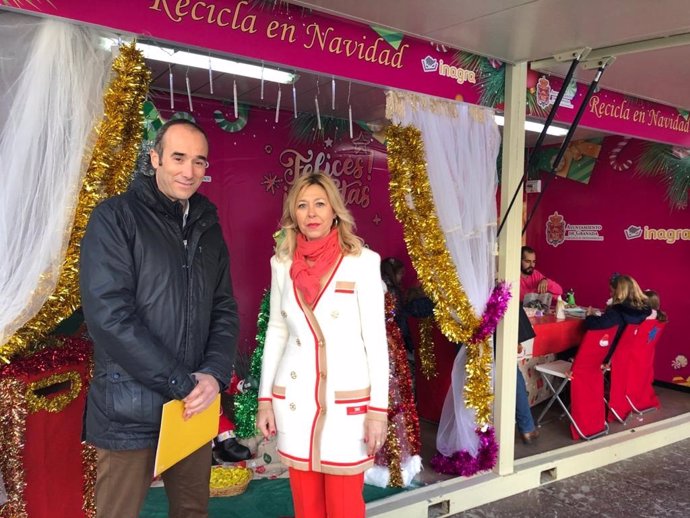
<box><xmin>521</xmin><ymin>245</ymin><xmax>535</xmax><ymax>257</ymax></box>
<box><xmin>153</xmin><ymin>119</ymin><xmax>208</xmax><ymax>155</ymax></box>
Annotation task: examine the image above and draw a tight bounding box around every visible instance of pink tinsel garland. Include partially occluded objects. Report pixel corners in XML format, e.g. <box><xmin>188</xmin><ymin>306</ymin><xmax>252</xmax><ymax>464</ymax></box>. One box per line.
<box><xmin>470</xmin><ymin>281</ymin><xmax>512</xmax><ymax>344</ymax></box>
<box><xmin>429</xmin><ymin>427</ymin><xmax>498</xmax><ymax>476</ymax></box>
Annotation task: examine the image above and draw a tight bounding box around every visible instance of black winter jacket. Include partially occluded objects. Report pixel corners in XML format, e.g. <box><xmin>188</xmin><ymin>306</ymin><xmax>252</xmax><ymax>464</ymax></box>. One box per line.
<box><xmin>80</xmin><ymin>175</ymin><xmax>239</xmax><ymax>450</ymax></box>
<box><xmin>584</xmin><ymin>302</ymin><xmax>651</xmax><ymax>362</ymax></box>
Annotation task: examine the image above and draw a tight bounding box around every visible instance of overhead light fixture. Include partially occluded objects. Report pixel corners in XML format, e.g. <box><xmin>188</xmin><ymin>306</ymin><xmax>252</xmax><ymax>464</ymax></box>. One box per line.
<box><xmin>494</xmin><ymin>115</ymin><xmax>569</xmax><ymax>137</ymax></box>
<box><xmin>102</xmin><ymin>38</ymin><xmax>296</xmax><ymax>84</ymax></box>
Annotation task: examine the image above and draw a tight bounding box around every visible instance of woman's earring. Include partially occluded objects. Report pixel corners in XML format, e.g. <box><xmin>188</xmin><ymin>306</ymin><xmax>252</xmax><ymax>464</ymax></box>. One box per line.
<box><xmin>333</xmin><ymin>216</ymin><xmax>340</xmax><ymax>227</ymax></box>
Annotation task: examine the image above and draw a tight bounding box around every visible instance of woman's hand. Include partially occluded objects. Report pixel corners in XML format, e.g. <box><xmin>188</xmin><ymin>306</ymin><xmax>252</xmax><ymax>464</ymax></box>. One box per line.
<box><xmin>364</xmin><ymin>419</ymin><xmax>387</xmax><ymax>456</ymax></box>
<box><xmin>256</xmin><ymin>407</ymin><xmax>276</xmax><ymax>440</ymax></box>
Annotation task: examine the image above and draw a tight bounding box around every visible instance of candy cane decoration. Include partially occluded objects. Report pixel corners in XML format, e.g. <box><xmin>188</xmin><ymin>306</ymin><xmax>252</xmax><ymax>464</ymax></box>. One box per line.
<box><xmin>609</xmin><ymin>137</ymin><xmax>633</xmax><ymax>171</ymax></box>
<box><xmin>213</xmin><ymin>105</ymin><xmax>249</xmax><ymax>133</ymax></box>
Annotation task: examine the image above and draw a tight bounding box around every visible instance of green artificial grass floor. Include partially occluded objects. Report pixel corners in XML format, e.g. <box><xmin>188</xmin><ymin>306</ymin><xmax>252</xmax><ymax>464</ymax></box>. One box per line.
<box><xmin>140</xmin><ymin>478</ymin><xmax>405</xmax><ymax>518</ymax></box>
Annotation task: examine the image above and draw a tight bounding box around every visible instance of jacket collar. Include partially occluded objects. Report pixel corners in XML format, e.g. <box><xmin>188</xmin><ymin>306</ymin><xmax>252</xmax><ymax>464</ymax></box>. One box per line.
<box><xmin>131</xmin><ymin>174</ymin><xmax>216</xmax><ymax>228</ymax></box>
<box><xmin>612</xmin><ymin>302</ymin><xmax>651</xmax><ymax>319</ymax></box>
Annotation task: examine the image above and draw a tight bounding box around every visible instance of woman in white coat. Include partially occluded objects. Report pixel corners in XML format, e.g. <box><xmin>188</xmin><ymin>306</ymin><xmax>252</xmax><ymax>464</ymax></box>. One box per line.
<box><xmin>257</xmin><ymin>173</ymin><xmax>388</xmax><ymax>518</ymax></box>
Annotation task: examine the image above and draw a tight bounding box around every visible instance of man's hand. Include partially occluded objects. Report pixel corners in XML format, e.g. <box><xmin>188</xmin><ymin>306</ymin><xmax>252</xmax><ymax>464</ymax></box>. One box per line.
<box><xmin>256</xmin><ymin>407</ymin><xmax>276</xmax><ymax>440</ymax></box>
<box><xmin>364</xmin><ymin>419</ymin><xmax>387</xmax><ymax>456</ymax></box>
<box><xmin>182</xmin><ymin>372</ymin><xmax>219</xmax><ymax>420</ymax></box>
<box><xmin>537</xmin><ymin>278</ymin><xmax>549</xmax><ymax>294</ymax></box>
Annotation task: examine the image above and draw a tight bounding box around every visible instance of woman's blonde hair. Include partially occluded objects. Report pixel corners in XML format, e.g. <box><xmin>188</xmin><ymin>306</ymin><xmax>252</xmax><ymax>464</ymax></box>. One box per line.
<box><xmin>611</xmin><ymin>275</ymin><xmax>648</xmax><ymax>309</ymax></box>
<box><xmin>275</xmin><ymin>173</ymin><xmax>363</xmax><ymax>258</ymax></box>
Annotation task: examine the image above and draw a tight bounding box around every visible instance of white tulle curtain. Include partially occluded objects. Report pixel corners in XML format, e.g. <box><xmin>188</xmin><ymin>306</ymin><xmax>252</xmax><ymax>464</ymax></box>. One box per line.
<box><xmin>0</xmin><ymin>12</ymin><xmax>111</xmax><ymax>347</ymax></box>
<box><xmin>386</xmin><ymin>91</ymin><xmax>500</xmax><ymax>456</ymax></box>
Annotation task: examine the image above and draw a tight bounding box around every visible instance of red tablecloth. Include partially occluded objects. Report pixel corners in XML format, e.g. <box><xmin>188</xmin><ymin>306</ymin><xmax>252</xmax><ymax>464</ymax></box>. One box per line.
<box><xmin>530</xmin><ymin>315</ymin><xmax>586</xmax><ymax>356</ymax></box>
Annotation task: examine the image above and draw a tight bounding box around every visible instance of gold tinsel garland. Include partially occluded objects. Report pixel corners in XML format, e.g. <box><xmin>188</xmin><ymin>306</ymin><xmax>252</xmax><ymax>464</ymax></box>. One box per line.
<box><xmin>385</xmin><ymin>125</ymin><xmax>480</xmax><ymax>344</ymax></box>
<box><xmin>464</xmin><ymin>338</ymin><xmax>494</xmax><ymax>425</ymax></box>
<box><xmin>418</xmin><ymin>317</ymin><xmax>438</xmax><ymax>380</ymax></box>
<box><xmin>82</xmin><ymin>356</ymin><xmax>96</xmax><ymax>518</ymax></box>
<box><xmin>0</xmin><ymin>378</ymin><xmax>29</xmax><ymax>518</ymax></box>
<box><xmin>82</xmin><ymin>444</ymin><xmax>97</xmax><ymax>518</ymax></box>
<box><xmin>0</xmin><ymin>42</ymin><xmax>151</xmax><ymax>363</ymax></box>
<box><xmin>386</xmin><ymin>124</ymin><xmax>494</xmax><ymax>425</ymax></box>
<box><xmin>25</xmin><ymin>371</ymin><xmax>82</xmax><ymax>414</ymax></box>
<box><xmin>386</xmin><ymin>420</ymin><xmax>403</xmax><ymax>487</ymax></box>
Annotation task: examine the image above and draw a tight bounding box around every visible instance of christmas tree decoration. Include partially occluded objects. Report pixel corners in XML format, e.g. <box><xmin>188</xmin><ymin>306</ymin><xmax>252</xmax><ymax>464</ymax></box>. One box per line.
<box><xmin>233</xmin><ymin>291</ymin><xmax>271</xmax><ymax>439</ymax></box>
<box><xmin>366</xmin><ymin>293</ymin><xmax>421</xmax><ymax>488</ymax></box>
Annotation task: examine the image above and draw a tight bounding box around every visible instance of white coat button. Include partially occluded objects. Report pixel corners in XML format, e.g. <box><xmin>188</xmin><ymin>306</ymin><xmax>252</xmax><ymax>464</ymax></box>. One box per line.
<box><xmin>331</xmin><ymin>310</ymin><xmax>339</xmax><ymax>319</ymax></box>
<box><xmin>281</xmin><ymin>310</ymin><xmax>287</xmax><ymax>318</ymax></box>
<box><xmin>289</xmin><ymin>403</ymin><xmax>296</xmax><ymax>410</ymax></box>
<box><xmin>296</xmin><ymin>338</ymin><xmax>301</xmax><ymax>346</ymax></box>
<box><xmin>291</xmin><ymin>371</ymin><xmax>297</xmax><ymax>379</ymax></box>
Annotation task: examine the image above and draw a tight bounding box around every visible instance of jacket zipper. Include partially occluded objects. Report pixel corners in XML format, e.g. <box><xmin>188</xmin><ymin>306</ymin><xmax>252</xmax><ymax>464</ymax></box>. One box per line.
<box><xmin>183</xmin><ymin>237</ymin><xmax>192</xmax><ymax>363</ymax></box>
<box><xmin>182</xmin><ymin>216</ymin><xmax>209</xmax><ymax>364</ymax></box>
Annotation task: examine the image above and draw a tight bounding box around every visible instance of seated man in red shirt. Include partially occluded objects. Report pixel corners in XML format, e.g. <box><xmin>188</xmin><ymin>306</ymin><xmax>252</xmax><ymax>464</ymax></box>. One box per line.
<box><xmin>519</xmin><ymin>246</ymin><xmax>563</xmax><ymax>302</ymax></box>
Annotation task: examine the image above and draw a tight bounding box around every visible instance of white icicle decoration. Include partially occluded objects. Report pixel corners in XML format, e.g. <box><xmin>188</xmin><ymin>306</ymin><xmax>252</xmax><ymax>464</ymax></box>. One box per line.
<box><xmin>169</xmin><ymin>65</ymin><xmax>174</xmax><ymax>110</ymax></box>
<box><xmin>233</xmin><ymin>79</ymin><xmax>238</xmax><ymax>119</ymax></box>
<box><xmin>185</xmin><ymin>72</ymin><xmax>193</xmax><ymax>112</ymax></box>
<box><xmin>208</xmin><ymin>56</ymin><xmax>214</xmax><ymax>95</ymax></box>
<box><xmin>292</xmin><ymin>82</ymin><xmax>297</xmax><ymax>118</ymax></box>
<box><xmin>315</xmin><ymin>95</ymin><xmax>321</xmax><ymax>130</ymax></box>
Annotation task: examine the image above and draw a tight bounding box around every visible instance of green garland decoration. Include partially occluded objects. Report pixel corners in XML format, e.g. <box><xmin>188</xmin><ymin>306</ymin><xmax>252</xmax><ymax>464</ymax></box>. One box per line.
<box><xmin>289</xmin><ymin>113</ymin><xmax>351</xmax><ymax>144</ymax></box>
<box><xmin>454</xmin><ymin>51</ymin><xmax>550</xmax><ymax>119</ymax></box>
<box><xmin>233</xmin><ymin>290</ymin><xmax>270</xmax><ymax>439</ymax></box>
<box><xmin>454</xmin><ymin>51</ymin><xmax>505</xmax><ymax>109</ymax></box>
<box><xmin>638</xmin><ymin>142</ymin><xmax>690</xmax><ymax>210</ymax></box>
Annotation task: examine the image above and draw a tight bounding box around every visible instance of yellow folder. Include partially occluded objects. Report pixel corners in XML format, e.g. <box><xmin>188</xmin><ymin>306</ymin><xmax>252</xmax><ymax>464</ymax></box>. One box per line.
<box><xmin>154</xmin><ymin>394</ymin><xmax>220</xmax><ymax>476</ymax></box>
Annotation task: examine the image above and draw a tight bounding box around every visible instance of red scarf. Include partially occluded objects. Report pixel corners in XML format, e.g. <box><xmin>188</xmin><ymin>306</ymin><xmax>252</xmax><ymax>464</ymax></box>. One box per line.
<box><xmin>290</xmin><ymin>229</ymin><xmax>341</xmax><ymax>306</ymax></box>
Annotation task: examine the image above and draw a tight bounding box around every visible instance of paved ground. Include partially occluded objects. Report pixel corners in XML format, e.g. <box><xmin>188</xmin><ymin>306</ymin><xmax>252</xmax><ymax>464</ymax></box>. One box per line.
<box><xmin>451</xmin><ymin>437</ymin><xmax>690</xmax><ymax>517</ymax></box>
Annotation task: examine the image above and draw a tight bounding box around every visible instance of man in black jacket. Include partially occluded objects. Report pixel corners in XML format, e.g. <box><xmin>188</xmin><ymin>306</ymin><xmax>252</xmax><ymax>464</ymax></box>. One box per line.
<box><xmin>80</xmin><ymin>119</ymin><xmax>239</xmax><ymax>518</ymax></box>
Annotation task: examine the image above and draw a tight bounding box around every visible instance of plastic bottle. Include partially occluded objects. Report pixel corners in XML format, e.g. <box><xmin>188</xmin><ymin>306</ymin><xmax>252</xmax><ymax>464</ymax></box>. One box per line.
<box><xmin>556</xmin><ymin>295</ymin><xmax>566</xmax><ymax>320</ymax></box>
